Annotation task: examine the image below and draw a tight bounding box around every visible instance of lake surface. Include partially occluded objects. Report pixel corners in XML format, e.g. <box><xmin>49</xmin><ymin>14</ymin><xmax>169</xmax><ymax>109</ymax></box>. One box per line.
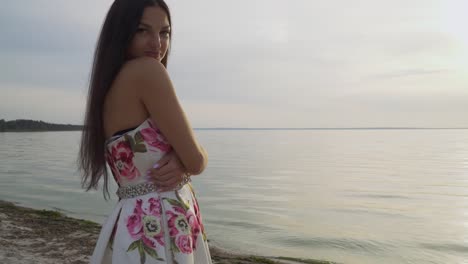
<box><xmin>1</xmin><ymin>129</ymin><xmax>468</xmax><ymax>264</ymax></box>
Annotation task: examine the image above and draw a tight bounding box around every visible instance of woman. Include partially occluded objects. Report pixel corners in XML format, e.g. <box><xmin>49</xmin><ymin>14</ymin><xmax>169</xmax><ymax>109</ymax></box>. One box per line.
<box><xmin>78</xmin><ymin>0</ymin><xmax>212</xmax><ymax>263</ymax></box>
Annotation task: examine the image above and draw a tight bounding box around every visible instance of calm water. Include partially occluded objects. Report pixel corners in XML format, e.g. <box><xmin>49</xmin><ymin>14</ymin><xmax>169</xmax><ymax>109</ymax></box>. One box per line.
<box><xmin>1</xmin><ymin>129</ymin><xmax>468</xmax><ymax>264</ymax></box>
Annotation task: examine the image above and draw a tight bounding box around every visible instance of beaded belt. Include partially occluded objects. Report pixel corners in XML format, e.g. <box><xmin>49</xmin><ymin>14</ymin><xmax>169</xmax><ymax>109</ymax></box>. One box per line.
<box><xmin>116</xmin><ymin>176</ymin><xmax>192</xmax><ymax>199</ymax></box>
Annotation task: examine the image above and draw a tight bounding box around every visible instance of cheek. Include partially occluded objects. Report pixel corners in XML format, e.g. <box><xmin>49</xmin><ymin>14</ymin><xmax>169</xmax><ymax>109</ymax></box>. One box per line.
<box><xmin>128</xmin><ymin>37</ymin><xmax>145</xmax><ymax>57</ymax></box>
<box><xmin>162</xmin><ymin>39</ymin><xmax>170</xmax><ymax>51</ymax></box>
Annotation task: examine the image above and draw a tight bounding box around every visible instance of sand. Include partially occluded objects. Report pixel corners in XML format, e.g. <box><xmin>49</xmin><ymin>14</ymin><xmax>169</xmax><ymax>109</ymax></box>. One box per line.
<box><xmin>0</xmin><ymin>200</ymin><xmax>335</xmax><ymax>264</ymax></box>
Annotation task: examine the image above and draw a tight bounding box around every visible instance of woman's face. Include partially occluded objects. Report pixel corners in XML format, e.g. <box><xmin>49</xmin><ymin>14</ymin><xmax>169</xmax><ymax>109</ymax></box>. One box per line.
<box><xmin>127</xmin><ymin>6</ymin><xmax>170</xmax><ymax>61</ymax></box>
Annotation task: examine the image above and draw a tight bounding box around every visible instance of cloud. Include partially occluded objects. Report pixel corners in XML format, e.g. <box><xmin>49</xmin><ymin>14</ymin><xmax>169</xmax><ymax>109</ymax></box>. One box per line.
<box><xmin>0</xmin><ymin>0</ymin><xmax>467</xmax><ymax>127</ymax></box>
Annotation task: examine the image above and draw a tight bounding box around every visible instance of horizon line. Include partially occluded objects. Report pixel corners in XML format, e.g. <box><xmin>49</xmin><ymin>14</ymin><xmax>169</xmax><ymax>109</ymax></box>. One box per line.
<box><xmin>3</xmin><ymin>119</ymin><xmax>468</xmax><ymax>130</ymax></box>
<box><xmin>193</xmin><ymin>127</ymin><xmax>468</xmax><ymax>130</ymax></box>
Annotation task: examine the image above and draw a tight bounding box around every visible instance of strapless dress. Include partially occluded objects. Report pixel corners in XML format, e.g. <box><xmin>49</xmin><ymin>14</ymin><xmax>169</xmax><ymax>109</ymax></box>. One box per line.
<box><xmin>90</xmin><ymin>118</ymin><xmax>212</xmax><ymax>264</ymax></box>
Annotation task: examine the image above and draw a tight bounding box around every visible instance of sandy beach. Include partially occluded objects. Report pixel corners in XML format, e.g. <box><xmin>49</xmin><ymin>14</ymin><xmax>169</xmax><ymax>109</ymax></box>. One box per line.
<box><xmin>0</xmin><ymin>200</ymin><xmax>334</xmax><ymax>264</ymax></box>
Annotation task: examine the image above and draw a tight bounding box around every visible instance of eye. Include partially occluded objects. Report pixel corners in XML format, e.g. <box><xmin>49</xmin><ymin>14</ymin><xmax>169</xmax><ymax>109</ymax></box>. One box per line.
<box><xmin>136</xmin><ymin>28</ymin><xmax>147</xmax><ymax>33</ymax></box>
<box><xmin>160</xmin><ymin>30</ymin><xmax>171</xmax><ymax>36</ymax></box>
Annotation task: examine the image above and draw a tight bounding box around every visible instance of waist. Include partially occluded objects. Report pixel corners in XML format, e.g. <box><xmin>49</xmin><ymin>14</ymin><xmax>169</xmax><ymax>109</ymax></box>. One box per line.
<box><xmin>116</xmin><ymin>178</ymin><xmax>191</xmax><ymax>199</ymax></box>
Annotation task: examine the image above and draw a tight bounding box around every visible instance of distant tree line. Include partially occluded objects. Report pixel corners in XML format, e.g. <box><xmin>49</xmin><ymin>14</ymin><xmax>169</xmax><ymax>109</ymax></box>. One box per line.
<box><xmin>0</xmin><ymin>119</ymin><xmax>83</xmax><ymax>132</ymax></box>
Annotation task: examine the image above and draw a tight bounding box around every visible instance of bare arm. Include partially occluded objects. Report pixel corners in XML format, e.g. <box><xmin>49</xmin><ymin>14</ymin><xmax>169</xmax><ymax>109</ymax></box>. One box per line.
<box><xmin>121</xmin><ymin>58</ymin><xmax>207</xmax><ymax>175</ymax></box>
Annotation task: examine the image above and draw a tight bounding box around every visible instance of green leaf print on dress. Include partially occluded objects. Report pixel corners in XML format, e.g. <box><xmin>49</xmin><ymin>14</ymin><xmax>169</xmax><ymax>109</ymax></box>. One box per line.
<box><xmin>126</xmin><ymin>198</ymin><xmax>165</xmax><ymax>263</ymax></box>
<box><xmin>125</xmin><ymin>134</ymin><xmax>147</xmax><ymax>153</ymax></box>
<box><xmin>164</xmin><ymin>190</ymin><xmax>208</xmax><ymax>255</ymax></box>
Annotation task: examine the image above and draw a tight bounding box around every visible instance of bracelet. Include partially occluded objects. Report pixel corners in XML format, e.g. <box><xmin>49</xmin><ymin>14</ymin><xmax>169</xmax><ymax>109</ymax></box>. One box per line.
<box><xmin>176</xmin><ymin>173</ymin><xmax>192</xmax><ymax>189</ymax></box>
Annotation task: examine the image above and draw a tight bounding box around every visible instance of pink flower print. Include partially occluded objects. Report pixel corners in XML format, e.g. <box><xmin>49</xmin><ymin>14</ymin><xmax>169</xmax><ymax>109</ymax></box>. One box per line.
<box><xmin>126</xmin><ymin>213</ymin><xmax>143</xmax><ymax>239</ymax></box>
<box><xmin>110</xmin><ymin>141</ymin><xmax>140</xmax><ymax>180</ymax></box>
<box><xmin>164</xmin><ymin>195</ymin><xmax>206</xmax><ymax>253</ymax></box>
<box><xmin>194</xmin><ymin>199</ymin><xmax>202</xmax><ymax>223</ymax></box>
<box><xmin>148</xmin><ymin>197</ymin><xmax>162</xmax><ymax>215</ymax></box>
<box><xmin>126</xmin><ymin>198</ymin><xmax>165</xmax><ymax>248</ymax></box>
<box><xmin>133</xmin><ymin>198</ymin><xmax>145</xmax><ymax>215</ymax></box>
<box><xmin>142</xmin><ymin>215</ymin><xmax>162</xmax><ymax>247</ymax></box>
<box><xmin>167</xmin><ymin>206</ymin><xmax>191</xmax><ymax>237</ymax></box>
<box><xmin>188</xmin><ymin>212</ymin><xmax>201</xmax><ymax>248</ymax></box>
<box><xmin>105</xmin><ymin>152</ymin><xmax>121</xmax><ymax>183</ymax></box>
<box><xmin>140</xmin><ymin>125</ymin><xmax>171</xmax><ymax>153</ymax></box>
<box><xmin>176</xmin><ymin>235</ymin><xmax>193</xmax><ymax>254</ymax></box>
<box><xmin>166</xmin><ymin>204</ymin><xmax>199</xmax><ymax>254</ymax></box>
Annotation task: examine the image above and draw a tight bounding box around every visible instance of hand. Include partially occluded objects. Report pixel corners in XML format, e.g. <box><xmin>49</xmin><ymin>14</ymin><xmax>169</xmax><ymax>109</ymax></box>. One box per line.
<box><xmin>146</xmin><ymin>150</ymin><xmax>189</xmax><ymax>192</ymax></box>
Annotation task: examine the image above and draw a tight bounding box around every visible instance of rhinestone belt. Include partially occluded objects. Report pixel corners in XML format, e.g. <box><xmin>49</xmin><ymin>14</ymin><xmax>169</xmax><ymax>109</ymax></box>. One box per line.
<box><xmin>116</xmin><ymin>176</ymin><xmax>192</xmax><ymax>199</ymax></box>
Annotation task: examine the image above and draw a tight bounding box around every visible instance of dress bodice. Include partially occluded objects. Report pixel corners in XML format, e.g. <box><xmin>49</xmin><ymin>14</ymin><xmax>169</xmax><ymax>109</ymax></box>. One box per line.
<box><xmin>105</xmin><ymin>118</ymin><xmax>172</xmax><ymax>187</ymax></box>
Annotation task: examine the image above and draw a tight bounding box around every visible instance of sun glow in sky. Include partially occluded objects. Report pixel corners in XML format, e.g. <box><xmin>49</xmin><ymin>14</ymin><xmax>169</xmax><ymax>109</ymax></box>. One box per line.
<box><xmin>0</xmin><ymin>0</ymin><xmax>467</xmax><ymax>127</ymax></box>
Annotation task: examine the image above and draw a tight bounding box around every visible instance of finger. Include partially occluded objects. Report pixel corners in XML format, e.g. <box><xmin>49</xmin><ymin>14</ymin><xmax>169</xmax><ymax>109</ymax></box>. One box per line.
<box><xmin>153</xmin><ymin>157</ymin><xmax>169</xmax><ymax>169</ymax></box>
<box><xmin>153</xmin><ymin>151</ymin><xmax>173</xmax><ymax>169</ymax></box>
<box><xmin>156</xmin><ymin>173</ymin><xmax>183</xmax><ymax>187</ymax></box>
<box><xmin>151</xmin><ymin>163</ymin><xmax>178</xmax><ymax>178</ymax></box>
<box><xmin>154</xmin><ymin>160</ymin><xmax>184</xmax><ymax>178</ymax></box>
<box><xmin>150</xmin><ymin>172</ymin><xmax>174</xmax><ymax>183</ymax></box>
<box><xmin>148</xmin><ymin>165</ymin><xmax>179</xmax><ymax>181</ymax></box>
<box><xmin>146</xmin><ymin>159</ymin><xmax>174</xmax><ymax>177</ymax></box>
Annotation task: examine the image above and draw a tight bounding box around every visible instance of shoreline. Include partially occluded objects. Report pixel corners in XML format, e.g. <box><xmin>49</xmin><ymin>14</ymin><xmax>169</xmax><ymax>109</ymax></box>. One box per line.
<box><xmin>0</xmin><ymin>200</ymin><xmax>336</xmax><ymax>264</ymax></box>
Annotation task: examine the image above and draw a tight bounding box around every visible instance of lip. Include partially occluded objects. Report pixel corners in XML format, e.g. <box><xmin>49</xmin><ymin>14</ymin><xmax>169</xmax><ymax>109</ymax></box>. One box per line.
<box><xmin>144</xmin><ymin>51</ymin><xmax>160</xmax><ymax>59</ymax></box>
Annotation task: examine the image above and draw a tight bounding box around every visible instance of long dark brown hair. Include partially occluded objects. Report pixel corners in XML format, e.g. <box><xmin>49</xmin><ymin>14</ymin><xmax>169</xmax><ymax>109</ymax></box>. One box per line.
<box><xmin>78</xmin><ymin>0</ymin><xmax>172</xmax><ymax>198</ymax></box>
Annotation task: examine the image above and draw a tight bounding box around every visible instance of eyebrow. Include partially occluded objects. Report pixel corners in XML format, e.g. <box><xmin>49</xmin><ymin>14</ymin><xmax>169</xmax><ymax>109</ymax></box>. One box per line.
<box><xmin>139</xmin><ymin>22</ymin><xmax>171</xmax><ymax>29</ymax></box>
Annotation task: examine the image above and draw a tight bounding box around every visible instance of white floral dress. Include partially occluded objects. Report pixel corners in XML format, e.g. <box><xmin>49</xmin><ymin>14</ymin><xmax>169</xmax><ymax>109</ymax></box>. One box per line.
<box><xmin>90</xmin><ymin>118</ymin><xmax>212</xmax><ymax>264</ymax></box>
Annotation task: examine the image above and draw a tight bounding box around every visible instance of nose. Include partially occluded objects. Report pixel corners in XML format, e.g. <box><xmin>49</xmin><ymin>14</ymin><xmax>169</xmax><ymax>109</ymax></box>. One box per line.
<box><xmin>149</xmin><ymin>33</ymin><xmax>161</xmax><ymax>50</ymax></box>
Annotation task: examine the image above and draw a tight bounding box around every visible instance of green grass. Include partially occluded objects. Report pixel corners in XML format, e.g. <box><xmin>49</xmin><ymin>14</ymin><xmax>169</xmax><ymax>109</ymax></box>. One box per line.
<box><xmin>239</xmin><ymin>256</ymin><xmax>279</xmax><ymax>263</ymax></box>
<box><xmin>36</xmin><ymin>209</ymin><xmax>64</xmax><ymax>218</ymax></box>
<box><xmin>277</xmin><ymin>256</ymin><xmax>338</xmax><ymax>264</ymax></box>
<box><xmin>76</xmin><ymin>219</ymin><xmax>101</xmax><ymax>231</ymax></box>
<box><xmin>0</xmin><ymin>200</ymin><xmax>101</xmax><ymax>232</ymax></box>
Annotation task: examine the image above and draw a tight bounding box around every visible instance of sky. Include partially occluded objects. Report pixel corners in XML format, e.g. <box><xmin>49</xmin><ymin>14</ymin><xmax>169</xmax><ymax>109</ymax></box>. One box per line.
<box><xmin>1</xmin><ymin>0</ymin><xmax>467</xmax><ymax>128</ymax></box>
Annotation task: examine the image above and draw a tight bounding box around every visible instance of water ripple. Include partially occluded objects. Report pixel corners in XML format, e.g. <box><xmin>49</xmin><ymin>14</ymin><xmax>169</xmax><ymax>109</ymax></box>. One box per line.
<box><xmin>2</xmin><ymin>130</ymin><xmax>468</xmax><ymax>264</ymax></box>
<box><xmin>329</xmin><ymin>208</ymin><xmax>416</xmax><ymax>218</ymax></box>
<box><xmin>208</xmin><ymin>219</ymin><xmax>283</xmax><ymax>233</ymax></box>
<box><xmin>344</xmin><ymin>193</ymin><xmax>413</xmax><ymax>200</ymax></box>
<box><xmin>279</xmin><ymin>236</ymin><xmax>391</xmax><ymax>252</ymax></box>
<box><xmin>420</xmin><ymin>242</ymin><xmax>468</xmax><ymax>254</ymax></box>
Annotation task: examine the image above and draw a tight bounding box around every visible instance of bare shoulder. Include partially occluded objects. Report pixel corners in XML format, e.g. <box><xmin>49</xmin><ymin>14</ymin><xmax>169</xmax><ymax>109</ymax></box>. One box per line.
<box><xmin>118</xmin><ymin>57</ymin><xmax>168</xmax><ymax>82</ymax></box>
